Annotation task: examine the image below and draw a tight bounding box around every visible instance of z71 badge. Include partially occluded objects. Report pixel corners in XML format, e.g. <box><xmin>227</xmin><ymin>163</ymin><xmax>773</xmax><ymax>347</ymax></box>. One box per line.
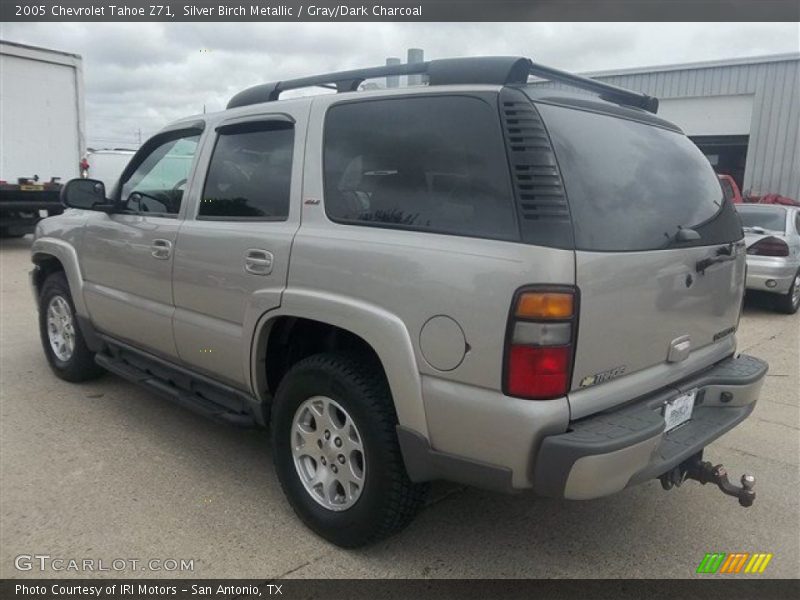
<box><xmin>579</xmin><ymin>365</ymin><xmax>627</xmax><ymax>388</ymax></box>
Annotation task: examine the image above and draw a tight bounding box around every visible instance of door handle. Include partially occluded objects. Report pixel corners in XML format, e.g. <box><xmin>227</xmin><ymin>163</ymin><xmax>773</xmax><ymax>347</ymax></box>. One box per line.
<box><xmin>244</xmin><ymin>249</ymin><xmax>273</xmax><ymax>275</ymax></box>
<box><xmin>151</xmin><ymin>239</ymin><xmax>173</xmax><ymax>260</ymax></box>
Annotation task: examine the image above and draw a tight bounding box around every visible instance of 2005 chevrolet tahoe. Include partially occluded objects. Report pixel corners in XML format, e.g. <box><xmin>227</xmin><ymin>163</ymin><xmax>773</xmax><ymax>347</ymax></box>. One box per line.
<box><xmin>31</xmin><ymin>57</ymin><xmax>767</xmax><ymax>547</ymax></box>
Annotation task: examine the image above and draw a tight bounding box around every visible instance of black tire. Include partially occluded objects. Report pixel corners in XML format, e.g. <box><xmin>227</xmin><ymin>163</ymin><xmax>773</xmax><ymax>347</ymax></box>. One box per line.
<box><xmin>775</xmin><ymin>270</ymin><xmax>800</xmax><ymax>314</ymax></box>
<box><xmin>271</xmin><ymin>352</ymin><xmax>429</xmax><ymax>547</ymax></box>
<box><xmin>38</xmin><ymin>271</ymin><xmax>105</xmax><ymax>382</ymax></box>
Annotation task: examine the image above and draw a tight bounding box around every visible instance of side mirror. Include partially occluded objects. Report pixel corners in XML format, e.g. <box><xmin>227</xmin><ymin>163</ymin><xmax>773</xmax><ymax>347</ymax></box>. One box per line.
<box><xmin>60</xmin><ymin>178</ymin><xmax>115</xmax><ymax>212</ymax></box>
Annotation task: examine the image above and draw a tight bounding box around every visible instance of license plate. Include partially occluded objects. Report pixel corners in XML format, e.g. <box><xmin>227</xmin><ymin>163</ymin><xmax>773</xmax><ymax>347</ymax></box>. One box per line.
<box><xmin>664</xmin><ymin>389</ymin><xmax>696</xmax><ymax>432</ymax></box>
<box><xmin>20</xmin><ymin>184</ymin><xmax>44</xmax><ymax>191</ymax></box>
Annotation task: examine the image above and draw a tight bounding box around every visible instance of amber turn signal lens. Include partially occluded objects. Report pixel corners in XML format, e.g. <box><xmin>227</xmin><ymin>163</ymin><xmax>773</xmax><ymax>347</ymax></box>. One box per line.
<box><xmin>515</xmin><ymin>292</ymin><xmax>574</xmax><ymax>319</ymax></box>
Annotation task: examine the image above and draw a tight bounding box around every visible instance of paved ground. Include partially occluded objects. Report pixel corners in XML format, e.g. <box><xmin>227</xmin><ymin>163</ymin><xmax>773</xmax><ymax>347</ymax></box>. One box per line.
<box><xmin>1</xmin><ymin>235</ymin><xmax>798</xmax><ymax>579</ymax></box>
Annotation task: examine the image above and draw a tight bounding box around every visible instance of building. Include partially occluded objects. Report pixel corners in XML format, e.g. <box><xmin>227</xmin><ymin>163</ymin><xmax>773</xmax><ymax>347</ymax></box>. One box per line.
<box><xmin>535</xmin><ymin>53</ymin><xmax>800</xmax><ymax>200</ymax></box>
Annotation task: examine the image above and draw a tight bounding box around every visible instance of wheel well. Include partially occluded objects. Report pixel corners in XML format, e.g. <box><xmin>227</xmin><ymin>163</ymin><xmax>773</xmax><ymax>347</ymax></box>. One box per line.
<box><xmin>31</xmin><ymin>254</ymin><xmax>65</xmax><ymax>298</ymax></box>
<box><xmin>265</xmin><ymin>317</ymin><xmax>383</xmax><ymax>396</ymax></box>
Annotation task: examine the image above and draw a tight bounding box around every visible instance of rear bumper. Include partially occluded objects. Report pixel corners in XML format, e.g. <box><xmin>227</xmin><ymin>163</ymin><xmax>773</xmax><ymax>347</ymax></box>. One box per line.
<box><xmin>532</xmin><ymin>354</ymin><xmax>767</xmax><ymax>499</ymax></box>
<box><xmin>746</xmin><ymin>256</ymin><xmax>799</xmax><ymax>293</ymax></box>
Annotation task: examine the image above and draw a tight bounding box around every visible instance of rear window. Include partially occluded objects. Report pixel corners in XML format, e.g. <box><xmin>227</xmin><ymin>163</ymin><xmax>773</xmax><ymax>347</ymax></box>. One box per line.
<box><xmin>323</xmin><ymin>95</ymin><xmax>518</xmax><ymax>241</ymax></box>
<box><xmin>737</xmin><ymin>206</ymin><xmax>786</xmax><ymax>232</ymax></box>
<box><xmin>538</xmin><ymin>103</ymin><xmax>742</xmax><ymax>251</ymax></box>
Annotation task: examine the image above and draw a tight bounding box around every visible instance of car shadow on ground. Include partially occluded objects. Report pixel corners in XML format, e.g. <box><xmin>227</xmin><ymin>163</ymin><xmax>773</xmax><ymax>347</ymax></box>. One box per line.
<box><xmin>743</xmin><ymin>290</ymin><xmax>786</xmax><ymax>315</ymax></box>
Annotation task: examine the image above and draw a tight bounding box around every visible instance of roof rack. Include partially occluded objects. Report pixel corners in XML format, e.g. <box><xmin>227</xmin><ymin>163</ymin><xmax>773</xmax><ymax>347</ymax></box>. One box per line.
<box><xmin>226</xmin><ymin>56</ymin><xmax>659</xmax><ymax>114</ymax></box>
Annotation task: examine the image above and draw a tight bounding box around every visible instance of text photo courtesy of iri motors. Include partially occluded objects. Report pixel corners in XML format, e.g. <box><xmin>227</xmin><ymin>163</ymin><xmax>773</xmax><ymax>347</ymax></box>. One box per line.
<box><xmin>0</xmin><ymin>2</ymin><xmax>799</xmax><ymax>599</ymax></box>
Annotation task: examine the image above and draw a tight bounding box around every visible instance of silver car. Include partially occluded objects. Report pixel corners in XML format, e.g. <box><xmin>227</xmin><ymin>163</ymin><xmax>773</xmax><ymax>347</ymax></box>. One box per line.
<box><xmin>31</xmin><ymin>57</ymin><xmax>769</xmax><ymax>547</ymax></box>
<box><xmin>738</xmin><ymin>204</ymin><xmax>800</xmax><ymax>313</ymax></box>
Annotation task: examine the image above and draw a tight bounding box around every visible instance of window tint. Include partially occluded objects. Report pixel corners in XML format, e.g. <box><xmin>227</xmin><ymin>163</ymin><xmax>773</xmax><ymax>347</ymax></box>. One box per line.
<box><xmin>121</xmin><ymin>135</ymin><xmax>199</xmax><ymax>215</ymax></box>
<box><xmin>323</xmin><ymin>96</ymin><xmax>517</xmax><ymax>240</ymax></box>
<box><xmin>737</xmin><ymin>206</ymin><xmax>787</xmax><ymax>232</ymax></box>
<box><xmin>200</xmin><ymin>124</ymin><xmax>294</xmax><ymax>219</ymax></box>
<box><xmin>539</xmin><ymin>104</ymin><xmax>742</xmax><ymax>251</ymax></box>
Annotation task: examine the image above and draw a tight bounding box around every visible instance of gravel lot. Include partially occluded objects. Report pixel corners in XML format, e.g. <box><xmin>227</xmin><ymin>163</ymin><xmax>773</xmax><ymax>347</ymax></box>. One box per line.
<box><xmin>1</xmin><ymin>235</ymin><xmax>798</xmax><ymax>579</ymax></box>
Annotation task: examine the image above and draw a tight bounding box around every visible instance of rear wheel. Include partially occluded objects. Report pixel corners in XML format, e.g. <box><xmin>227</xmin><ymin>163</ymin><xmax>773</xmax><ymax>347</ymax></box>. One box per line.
<box><xmin>271</xmin><ymin>353</ymin><xmax>428</xmax><ymax>547</ymax></box>
<box><xmin>776</xmin><ymin>270</ymin><xmax>800</xmax><ymax>314</ymax></box>
<box><xmin>38</xmin><ymin>272</ymin><xmax>105</xmax><ymax>382</ymax></box>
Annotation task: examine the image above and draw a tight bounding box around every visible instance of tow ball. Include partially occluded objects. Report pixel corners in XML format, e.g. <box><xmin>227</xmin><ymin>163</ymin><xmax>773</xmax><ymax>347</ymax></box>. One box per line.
<box><xmin>659</xmin><ymin>454</ymin><xmax>756</xmax><ymax>507</ymax></box>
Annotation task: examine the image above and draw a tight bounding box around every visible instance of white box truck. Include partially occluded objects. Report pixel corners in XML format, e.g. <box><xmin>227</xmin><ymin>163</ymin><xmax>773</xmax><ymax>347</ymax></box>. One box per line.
<box><xmin>0</xmin><ymin>40</ymin><xmax>85</xmax><ymax>237</ymax></box>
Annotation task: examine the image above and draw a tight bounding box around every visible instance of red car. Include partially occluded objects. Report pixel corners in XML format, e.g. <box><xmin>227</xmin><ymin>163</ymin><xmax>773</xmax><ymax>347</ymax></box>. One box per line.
<box><xmin>718</xmin><ymin>174</ymin><xmax>743</xmax><ymax>203</ymax></box>
<box><xmin>719</xmin><ymin>173</ymin><xmax>800</xmax><ymax>207</ymax></box>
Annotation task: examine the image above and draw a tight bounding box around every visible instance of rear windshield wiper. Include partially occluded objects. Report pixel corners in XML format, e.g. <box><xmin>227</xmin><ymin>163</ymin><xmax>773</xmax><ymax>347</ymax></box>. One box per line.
<box><xmin>663</xmin><ymin>226</ymin><xmax>701</xmax><ymax>248</ymax></box>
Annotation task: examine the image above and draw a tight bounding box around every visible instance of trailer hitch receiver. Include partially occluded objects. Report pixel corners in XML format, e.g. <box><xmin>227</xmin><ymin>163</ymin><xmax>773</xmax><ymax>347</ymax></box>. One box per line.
<box><xmin>660</xmin><ymin>454</ymin><xmax>756</xmax><ymax>507</ymax></box>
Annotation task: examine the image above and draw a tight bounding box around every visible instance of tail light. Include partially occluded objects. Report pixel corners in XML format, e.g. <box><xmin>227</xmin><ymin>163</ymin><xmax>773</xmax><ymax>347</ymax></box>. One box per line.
<box><xmin>747</xmin><ymin>236</ymin><xmax>789</xmax><ymax>257</ymax></box>
<box><xmin>503</xmin><ymin>287</ymin><xmax>577</xmax><ymax>400</ymax></box>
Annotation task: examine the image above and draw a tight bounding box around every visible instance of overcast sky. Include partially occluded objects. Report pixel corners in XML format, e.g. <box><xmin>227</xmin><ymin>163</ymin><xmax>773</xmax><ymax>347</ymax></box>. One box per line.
<box><xmin>2</xmin><ymin>22</ymin><xmax>798</xmax><ymax>148</ymax></box>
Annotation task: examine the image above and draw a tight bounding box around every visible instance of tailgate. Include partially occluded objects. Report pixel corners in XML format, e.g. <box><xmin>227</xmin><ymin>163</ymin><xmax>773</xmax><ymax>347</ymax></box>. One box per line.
<box><xmin>569</xmin><ymin>245</ymin><xmax>745</xmax><ymax>418</ymax></box>
<box><xmin>532</xmin><ymin>100</ymin><xmax>746</xmax><ymax>419</ymax></box>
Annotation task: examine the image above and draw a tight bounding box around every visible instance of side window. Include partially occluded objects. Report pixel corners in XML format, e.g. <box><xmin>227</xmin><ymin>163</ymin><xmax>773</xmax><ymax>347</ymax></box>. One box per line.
<box><xmin>323</xmin><ymin>96</ymin><xmax>518</xmax><ymax>241</ymax></box>
<box><xmin>121</xmin><ymin>134</ymin><xmax>200</xmax><ymax>215</ymax></box>
<box><xmin>795</xmin><ymin>213</ymin><xmax>800</xmax><ymax>234</ymax></box>
<box><xmin>199</xmin><ymin>122</ymin><xmax>294</xmax><ymax>219</ymax></box>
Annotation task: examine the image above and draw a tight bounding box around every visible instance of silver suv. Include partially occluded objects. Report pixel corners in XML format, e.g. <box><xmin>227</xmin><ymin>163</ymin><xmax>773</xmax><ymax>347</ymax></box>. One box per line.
<box><xmin>32</xmin><ymin>57</ymin><xmax>768</xmax><ymax>547</ymax></box>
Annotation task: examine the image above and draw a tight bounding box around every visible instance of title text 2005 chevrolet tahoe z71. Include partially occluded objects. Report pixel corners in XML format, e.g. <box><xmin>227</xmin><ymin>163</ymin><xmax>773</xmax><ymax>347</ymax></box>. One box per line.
<box><xmin>32</xmin><ymin>57</ymin><xmax>767</xmax><ymax>547</ymax></box>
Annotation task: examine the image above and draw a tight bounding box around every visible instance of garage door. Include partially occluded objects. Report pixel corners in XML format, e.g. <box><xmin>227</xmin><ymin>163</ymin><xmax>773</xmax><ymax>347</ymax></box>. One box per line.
<box><xmin>657</xmin><ymin>95</ymin><xmax>754</xmax><ymax>136</ymax></box>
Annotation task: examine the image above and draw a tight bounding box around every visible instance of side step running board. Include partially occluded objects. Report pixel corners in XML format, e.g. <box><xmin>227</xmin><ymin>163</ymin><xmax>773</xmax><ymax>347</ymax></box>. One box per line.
<box><xmin>95</xmin><ymin>346</ymin><xmax>258</xmax><ymax>427</ymax></box>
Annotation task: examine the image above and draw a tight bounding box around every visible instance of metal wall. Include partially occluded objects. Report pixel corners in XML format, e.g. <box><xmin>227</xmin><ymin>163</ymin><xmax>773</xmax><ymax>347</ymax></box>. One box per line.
<box><xmin>536</xmin><ymin>55</ymin><xmax>800</xmax><ymax>199</ymax></box>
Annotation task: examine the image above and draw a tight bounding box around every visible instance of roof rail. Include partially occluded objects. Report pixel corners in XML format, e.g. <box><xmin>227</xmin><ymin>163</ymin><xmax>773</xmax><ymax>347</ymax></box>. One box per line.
<box><xmin>226</xmin><ymin>56</ymin><xmax>659</xmax><ymax>114</ymax></box>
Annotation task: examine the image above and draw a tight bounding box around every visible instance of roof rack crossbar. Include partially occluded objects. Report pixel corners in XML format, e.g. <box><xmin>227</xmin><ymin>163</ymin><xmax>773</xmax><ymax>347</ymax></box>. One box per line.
<box><xmin>527</xmin><ymin>62</ymin><xmax>659</xmax><ymax>113</ymax></box>
<box><xmin>226</xmin><ymin>56</ymin><xmax>659</xmax><ymax>114</ymax></box>
<box><xmin>227</xmin><ymin>61</ymin><xmax>433</xmax><ymax>109</ymax></box>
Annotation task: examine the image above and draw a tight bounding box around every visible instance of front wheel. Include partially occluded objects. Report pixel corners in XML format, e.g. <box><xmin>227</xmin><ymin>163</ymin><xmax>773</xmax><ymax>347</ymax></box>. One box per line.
<box><xmin>271</xmin><ymin>353</ymin><xmax>428</xmax><ymax>547</ymax></box>
<box><xmin>776</xmin><ymin>270</ymin><xmax>800</xmax><ymax>314</ymax></box>
<box><xmin>38</xmin><ymin>272</ymin><xmax>105</xmax><ymax>382</ymax></box>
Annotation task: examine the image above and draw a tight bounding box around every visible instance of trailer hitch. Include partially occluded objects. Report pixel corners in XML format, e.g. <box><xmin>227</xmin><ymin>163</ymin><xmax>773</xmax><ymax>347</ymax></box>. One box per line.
<box><xmin>659</xmin><ymin>454</ymin><xmax>756</xmax><ymax>507</ymax></box>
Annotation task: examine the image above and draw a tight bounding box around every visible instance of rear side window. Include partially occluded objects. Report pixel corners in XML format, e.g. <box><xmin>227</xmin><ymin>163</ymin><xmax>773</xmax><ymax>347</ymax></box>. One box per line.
<box><xmin>200</xmin><ymin>123</ymin><xmax>294</xmax><ymax>219</ymax></box>
<box><xmin>539</xmin><ymin>104</ymin><xmax>742</xmax><ymax>251</ymax></box>
<box><xmin>323</xmin><ymin>96</ymin><xmax>518</xmax><ymax>241</ymax></box>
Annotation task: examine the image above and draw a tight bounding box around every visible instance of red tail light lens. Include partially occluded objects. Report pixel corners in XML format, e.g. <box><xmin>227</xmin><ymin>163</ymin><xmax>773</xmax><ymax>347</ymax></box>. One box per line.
<box><xmin>504</xmin><ymin>287</ymin><xmax>577</xmax><ymax>400</ymax></box>
<box><xmin>747</xmin><ymin>237</ymin><xmax>789</xmax><ymax>257</ymax></box>
<box><xmin>507</xmin><ymin>346</ymin><xmax>570</xmax><ymax>398</ymax></box>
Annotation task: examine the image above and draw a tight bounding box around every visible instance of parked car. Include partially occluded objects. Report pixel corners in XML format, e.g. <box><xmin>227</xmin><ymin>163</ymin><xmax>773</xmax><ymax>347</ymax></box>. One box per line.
<box><xmin>31</xmin><ymin>57</ymin><xmax>767</xmax><ymax>547</ymax></box>
<box><xmin>737</xmin><ymin>203</ymin><xmax>800</xmax><ymax>313</ymax></box>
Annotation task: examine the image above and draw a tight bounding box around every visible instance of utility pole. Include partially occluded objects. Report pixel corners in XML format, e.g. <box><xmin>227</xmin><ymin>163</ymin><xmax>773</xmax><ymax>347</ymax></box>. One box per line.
<box><xmin>137</xmin><ymin>128</ymin><xmax>142</xmax><ymax>146</ymax></box>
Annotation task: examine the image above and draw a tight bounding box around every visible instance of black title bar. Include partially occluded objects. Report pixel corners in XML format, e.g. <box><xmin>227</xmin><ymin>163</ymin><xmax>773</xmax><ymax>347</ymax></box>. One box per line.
<box><xmin>2</xmin><ymin>579</ymin><xmax>800</xmax><ymax>600</ymax></box>
<box><xmin>2</xmin><ymin>0</ymin><xmax>799</xmax><ymax>22</ymax></box>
